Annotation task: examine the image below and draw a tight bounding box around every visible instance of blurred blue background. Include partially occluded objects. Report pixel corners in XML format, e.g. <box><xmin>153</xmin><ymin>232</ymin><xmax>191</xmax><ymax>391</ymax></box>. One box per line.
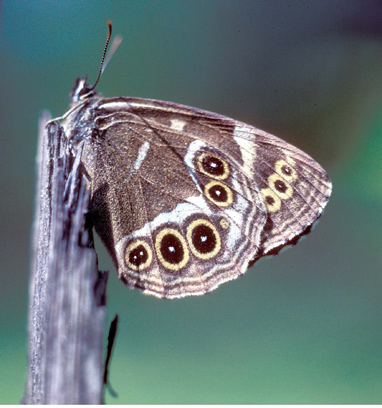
<box><xmin>1</xmin><ymin>0</ymin><xmax>382</xmax><ymax>404</ymax></box>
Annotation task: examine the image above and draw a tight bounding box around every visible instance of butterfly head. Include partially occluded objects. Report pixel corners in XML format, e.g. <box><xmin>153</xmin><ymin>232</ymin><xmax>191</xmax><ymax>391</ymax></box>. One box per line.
<box><xmin>70</xmin><ymin>76</ymin><xmax>97</xmax><ymax>103</ymax></box>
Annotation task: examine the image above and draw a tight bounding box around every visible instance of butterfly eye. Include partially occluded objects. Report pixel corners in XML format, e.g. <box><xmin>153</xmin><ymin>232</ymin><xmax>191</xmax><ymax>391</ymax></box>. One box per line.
<box><xmin>198</xmin><ymin>153</ymin><xmax>229</xmax><ymax>180</ymax></box>
<box><xmin>275</xmin><ymin>159</ymin><xmax>297</xmax><ymax>182</ymax></box>
<box><xmin>187</xmin><ymin>219</ymin><xmax>221</xmax><ymax>260</ymax></box>
<box><xmin>155</xmin><ymin>229</ymin><xmax>190</xmax><ymax>271</ymax></box>
<box><xmin>125</xmin><ymin>241</ymin><xmax>152</xmax><ymax>271</ymax></box>
<box><xmin>204</xmin><ymin>181</ymin><xmax>233</xmax><ymax>207</ymax></box>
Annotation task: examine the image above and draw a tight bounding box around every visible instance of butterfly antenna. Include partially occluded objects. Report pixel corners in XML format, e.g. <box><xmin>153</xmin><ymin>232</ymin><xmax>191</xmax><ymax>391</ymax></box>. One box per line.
<box><xmin>90</xmin><ymin>21</ymin><xmax>114</xmax><ymax>91</ymax></box>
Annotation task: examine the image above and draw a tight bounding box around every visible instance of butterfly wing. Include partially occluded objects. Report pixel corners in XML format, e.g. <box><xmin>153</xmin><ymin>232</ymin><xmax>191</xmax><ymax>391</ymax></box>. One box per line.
<box><xmin>245</xmin><ymin>127</ymin><xmax>332</xmax><ymax>262</ymax></box>
<box><xmin>80</xmin><ymin>97</ymin><xmax>331</xmax><ymax>298</ymax></box>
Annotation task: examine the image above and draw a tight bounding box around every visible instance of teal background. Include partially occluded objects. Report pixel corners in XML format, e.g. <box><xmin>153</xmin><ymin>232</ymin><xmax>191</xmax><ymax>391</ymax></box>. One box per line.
<box><xmin>1</xmin><ymin>0</ymin><xmax>382</xmax><ymax>404</ymax></box>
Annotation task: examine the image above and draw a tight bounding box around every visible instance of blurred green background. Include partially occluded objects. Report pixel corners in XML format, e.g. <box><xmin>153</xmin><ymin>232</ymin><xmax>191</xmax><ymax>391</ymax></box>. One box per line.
<box><xmin>1</xmin><ymin>0</ymin><xmax>382</xmax><ymax>404</ymax></box>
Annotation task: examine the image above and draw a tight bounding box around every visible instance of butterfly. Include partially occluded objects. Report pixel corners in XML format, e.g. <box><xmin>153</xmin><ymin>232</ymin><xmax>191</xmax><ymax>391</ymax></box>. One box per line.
<box><xmin>57</xmin><ymin>23</ymin><xmax>332</xmax><ymax>299</ymax></box>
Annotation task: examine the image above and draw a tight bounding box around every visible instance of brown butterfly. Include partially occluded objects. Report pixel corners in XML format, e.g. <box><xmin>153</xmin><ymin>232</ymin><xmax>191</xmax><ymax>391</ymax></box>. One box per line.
<box><xmin>58</xmin><ymin>23</ymin><xmax>332</xmax><ymax>299</ymax></box>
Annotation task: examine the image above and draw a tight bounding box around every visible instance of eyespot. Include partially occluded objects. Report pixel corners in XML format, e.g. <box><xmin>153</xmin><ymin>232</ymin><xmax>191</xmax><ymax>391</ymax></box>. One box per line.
<box><xmin>125</xmin><ymin>240</ymin><xmax>152</xmax><ymax>271</ymax></box>
<box><xmin>261</xmin><ymin>187</ymin><xmax>282</xmax><ymax>212</ymax></box>
<box><xmin>155</xmin><ymin>228</ymin><xmax>189</xmax><ymax>271</ymax></box>
<box><xmin>204</xmin><ymin>181</ymin><xmax>233</xmax><ymax>207</ymax></box>
<box><xmin>268</xmin><ymin>174</ymin><xmax>293</xmax><ymax>200</ymax></box>
<box><xmin>198</xmin><ymin>153</ymin><xmax>229</xmax><ymax>180</ymax></box>
<box><xmin>275</xmin><ymin>159</ymin><xmax>297</xmax><ymax>182</ymax></box>
<box><xmin>186</xmin><ymin>219</ymin><xmax>221</xmax><ymax>260</ymax></box>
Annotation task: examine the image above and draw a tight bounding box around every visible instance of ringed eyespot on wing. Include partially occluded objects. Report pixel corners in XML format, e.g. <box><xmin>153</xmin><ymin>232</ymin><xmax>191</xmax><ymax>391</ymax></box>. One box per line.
<box><xmin>275</xmin><ymin>159</ymin><xmax>298</xmax><ymax>182</ymax></box>
<box><xmin>261</xmin><ymin>187</ymin><xmax>282</xmax><ymax>212</ymax></box>
<box><xmin>268</xmin><ymin>174</ymin><xmax>293</xmax><ymax>200</ymax></box>
<box><xmin>125</xmin><ymin>240</ymin><xmax>153</xmax><ymax>271</ymax></box>
<box><xmin>155</xmin><ymin>228</ymin><xmax>190</xmax><ymax>271</ymax></box>
<box><xmin>186</xmin><ymin>219</ymin><xmax>221</xmax><ymax>259</ymax></box>
<box><xmin>198</xmin><ymin>153</ymin><xmax>230</xmax><ymax>180</ymax></box>
<box><xmin>204</xmin><ymin>180</ymin><xmax>233</xmax><ymax>207</ymax></box>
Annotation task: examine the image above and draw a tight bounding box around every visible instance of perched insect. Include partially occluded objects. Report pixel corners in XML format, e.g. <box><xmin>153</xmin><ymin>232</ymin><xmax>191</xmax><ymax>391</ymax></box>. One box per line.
<box><xmin>58</xmin><ymin>22</ymin><xmax>332</xmax><ymax>299</ymax></box>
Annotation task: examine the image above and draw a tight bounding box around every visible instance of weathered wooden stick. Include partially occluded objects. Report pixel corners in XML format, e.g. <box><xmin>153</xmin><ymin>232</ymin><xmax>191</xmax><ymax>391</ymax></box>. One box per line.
<box><xmin>25</xmin><ymin>112</ymin><xmax>108</xmax><ymax>404</ymax></box>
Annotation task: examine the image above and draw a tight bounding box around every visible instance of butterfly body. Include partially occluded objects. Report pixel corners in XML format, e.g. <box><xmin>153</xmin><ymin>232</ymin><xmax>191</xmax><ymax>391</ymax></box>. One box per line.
<box><xmin>59</xmin><ymin>75</ymin><xmax>332</xmax><ymax>299</ymax></box>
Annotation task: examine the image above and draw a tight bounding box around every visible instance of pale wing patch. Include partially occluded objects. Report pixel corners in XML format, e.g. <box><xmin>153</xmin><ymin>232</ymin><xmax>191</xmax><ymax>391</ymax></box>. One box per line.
<box><xmin>98</xmin><ymin>101</ymin><xmax>131</xmax><ymax>111</ymax></box>
<box><xmin>184</xmin><ymin>140</ymin><xmax>207</xmax><ymax>192</ymax></box>
<box><xmin>134</xmin><ymin>141</ymin><xmax>150</xmax><ymax>170</ymax></box>
<box><xmin>234</xmin><ymin>124</ymin><xmax>256</xmax><ymax>178</ymax></box>
<box><xmin>170</xmin><ymin>118</ymin><xmax>186</xmax><ymax>131</ymax></box>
